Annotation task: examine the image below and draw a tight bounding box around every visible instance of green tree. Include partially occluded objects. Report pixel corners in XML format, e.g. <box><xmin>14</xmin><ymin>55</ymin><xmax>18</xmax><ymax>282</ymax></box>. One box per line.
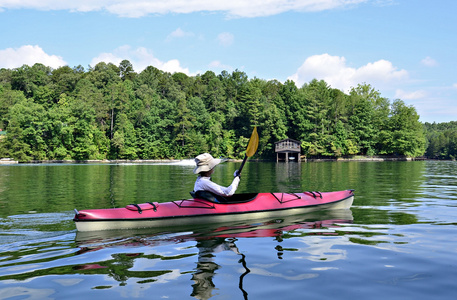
<box><xmin>69</xmin><ymin>99</ymin><xmax>109</xmax><ymax>160</ymax></box>
<box><xmin>51</xmin><ymin>65</ymin><xmax>84</xmax><ymax>96</ymax></box>
<box><xmin>348</xmin><ymin>85</ymin><xmax>378</xmax><ymax>155</ymax></box>
<box><xmin>389</xmin><ymin>99</ymin><xmax>426</xmax><ymax>157</ymax></box>
<box><xmin>119</xmin><ymin>60</ymin><xmax>136</xmax><ymax>81</ymax></box>
<box><xmin>301</xmin><ymin>79</ymin><xmax>333</xmax><ymax>156</ymax></box>
<box><xmin>174</xmin><ymin>90</ymin><xmax>194</xmax><ymax>155</ymax></box>
<box><xmin>74</xmin><ymin>78</ymin><xmax>107</xmax><ymax>130</ymax></box>
<box><xmin>203</xmin><ymin>77</ymin><xmax>226</xmax><ymax>112</ymax></box>
<box><xmin>238</xmin><ymin>78</ymin><xmax>264</xmax><ymax>127</ymax></box>
<box><xmin>280</xmin><ymin>80</ymin><xmax>310</xmax><ymax>140</ymax></box>
<box><xmin>0</xmin><ymin>86</ymin><xmax>27</xmax><ymax>129</ymax></box>
<box><xmin>2</xmin><ymin>98</ymin><xmax>47</xmax><ymax>160</ymax></box>
<box><xmin>111</xmin><ymin>113</ymin><xmax>138</xmax><ymax>159</ymax></box>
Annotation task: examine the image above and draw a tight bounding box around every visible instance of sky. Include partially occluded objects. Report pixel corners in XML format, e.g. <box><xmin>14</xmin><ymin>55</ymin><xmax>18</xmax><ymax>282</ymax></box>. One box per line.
<box><xmin>0</xmin><ymin>0</ymin><xmax>456</xmax><ymax>123</ymax></box>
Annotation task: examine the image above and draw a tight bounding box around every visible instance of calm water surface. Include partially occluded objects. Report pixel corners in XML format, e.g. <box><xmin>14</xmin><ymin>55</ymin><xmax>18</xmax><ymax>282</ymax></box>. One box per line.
<box><xmin>0</xmin><ymin>161</ymin><xmax>456</xmax><ymax>299</ymax></box>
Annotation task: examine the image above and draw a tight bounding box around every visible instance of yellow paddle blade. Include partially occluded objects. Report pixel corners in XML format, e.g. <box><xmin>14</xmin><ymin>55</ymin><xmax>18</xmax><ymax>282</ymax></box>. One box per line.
<box><xmin>246</xmin><ymin>126</ymin><xmax>259</xmax><ymax>157</ymax></box>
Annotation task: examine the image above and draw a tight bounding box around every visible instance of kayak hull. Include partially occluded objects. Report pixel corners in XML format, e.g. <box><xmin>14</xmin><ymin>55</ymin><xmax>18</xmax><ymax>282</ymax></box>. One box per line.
<box><xmin>74</xmin><ymin>190</ymin><xmax>354</xmax><ymax>232</ymax></box>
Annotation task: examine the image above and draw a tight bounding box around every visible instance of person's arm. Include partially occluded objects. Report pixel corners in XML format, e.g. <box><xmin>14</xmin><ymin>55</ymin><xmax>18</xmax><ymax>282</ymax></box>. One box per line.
<box><xmin>197</xmin><ymin>176</ymin><xmax>240</xmax><ymax>196</ymax></box>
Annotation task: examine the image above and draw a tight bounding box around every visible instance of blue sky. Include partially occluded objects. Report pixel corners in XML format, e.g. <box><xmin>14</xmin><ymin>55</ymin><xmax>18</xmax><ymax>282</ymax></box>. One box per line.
<box><xmin>1</xmin><ymin>0</ymin><xmax>456</xmax><ymax>123</ymax></box>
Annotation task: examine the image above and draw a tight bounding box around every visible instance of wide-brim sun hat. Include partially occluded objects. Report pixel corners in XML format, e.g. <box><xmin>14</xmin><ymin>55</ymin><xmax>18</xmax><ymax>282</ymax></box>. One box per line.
<box><xmin>193</xmin><ymin>153</ymin><xmax>222</xmax><ymax>174</ymax></box>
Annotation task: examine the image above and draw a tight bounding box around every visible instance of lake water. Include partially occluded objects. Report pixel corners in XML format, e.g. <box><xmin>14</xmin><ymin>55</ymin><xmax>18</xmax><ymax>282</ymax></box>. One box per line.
<box><xmin>0</xmin><ymin>160</ymin><xmax>456</xmax><ymax>299</ymax></box>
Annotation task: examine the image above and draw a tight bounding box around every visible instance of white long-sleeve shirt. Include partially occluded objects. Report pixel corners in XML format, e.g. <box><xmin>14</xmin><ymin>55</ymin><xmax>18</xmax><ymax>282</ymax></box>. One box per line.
<box><xmin>194</xmin><ymin>176</ymin><xmax>240</xmax><ymax>197</ymax></box>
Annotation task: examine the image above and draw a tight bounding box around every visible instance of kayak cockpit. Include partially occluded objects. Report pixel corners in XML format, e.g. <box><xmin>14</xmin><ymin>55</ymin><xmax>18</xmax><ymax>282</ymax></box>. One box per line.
<box><xmin>190</xmin><ymin>191</ymin><xmax>258</xmax><ymax>204</ymax></box>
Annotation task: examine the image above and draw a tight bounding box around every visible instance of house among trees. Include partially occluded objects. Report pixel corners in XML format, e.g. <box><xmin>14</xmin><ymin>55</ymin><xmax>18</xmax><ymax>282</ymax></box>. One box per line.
<box><xmin>275</xmin><ymin>138</ymin><xmax>301</xmax><ymax>162</ymax></box>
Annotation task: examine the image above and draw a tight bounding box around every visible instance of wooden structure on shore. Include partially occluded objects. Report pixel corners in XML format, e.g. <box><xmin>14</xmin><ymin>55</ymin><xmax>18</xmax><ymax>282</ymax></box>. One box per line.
<box><xmin>275</xmin><ymin>138</ymin><xmax>301</xmax><ymax>162</ymax></box>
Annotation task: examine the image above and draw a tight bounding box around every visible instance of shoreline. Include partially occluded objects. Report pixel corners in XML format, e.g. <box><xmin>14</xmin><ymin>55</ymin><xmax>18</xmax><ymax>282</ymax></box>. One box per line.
<box><xmin>1</xmin><ymin>156</ymin><xmax>440</xmax><ymax>165</ymax></box>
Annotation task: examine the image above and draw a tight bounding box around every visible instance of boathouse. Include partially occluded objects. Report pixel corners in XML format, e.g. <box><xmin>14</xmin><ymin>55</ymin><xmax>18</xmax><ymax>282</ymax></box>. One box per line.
<box><xmin>275</xmin><ymin>138</ymin><xmax>301</xmax><ymax>162</ymax></box>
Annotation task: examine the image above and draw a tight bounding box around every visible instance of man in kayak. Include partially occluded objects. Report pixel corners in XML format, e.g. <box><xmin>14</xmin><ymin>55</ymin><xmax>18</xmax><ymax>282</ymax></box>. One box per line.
<box><xmin>193</xmin><ymin>153</ymin><xmax>241</xmax><ymax>198</ymax></box>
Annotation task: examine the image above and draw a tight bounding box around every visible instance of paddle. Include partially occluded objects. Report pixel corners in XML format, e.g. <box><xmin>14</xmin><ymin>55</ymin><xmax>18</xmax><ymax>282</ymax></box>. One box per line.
<box><xmin>237</xmin><ymin>126</ymin><xmax>259</xmax><ymax>175</ymax></box>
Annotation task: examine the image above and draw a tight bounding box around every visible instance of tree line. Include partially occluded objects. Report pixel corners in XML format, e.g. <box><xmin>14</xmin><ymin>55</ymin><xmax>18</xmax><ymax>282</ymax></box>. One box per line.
<box><xmin>0</xmin><ymin>61</ymin><xmax>432</xmax><ymax>162</ymax></box>
<box><xmin>423</xmin><ymin>121</ymin><xmax>457</xmax><ymax>160</ymax></box>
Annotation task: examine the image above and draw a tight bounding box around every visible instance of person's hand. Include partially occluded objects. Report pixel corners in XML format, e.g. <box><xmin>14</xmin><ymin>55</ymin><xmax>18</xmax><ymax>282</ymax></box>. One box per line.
<box><xmin>234</xmin><ymin>170</ymin><xmax>241</xmax><ymax>178</ymax></box>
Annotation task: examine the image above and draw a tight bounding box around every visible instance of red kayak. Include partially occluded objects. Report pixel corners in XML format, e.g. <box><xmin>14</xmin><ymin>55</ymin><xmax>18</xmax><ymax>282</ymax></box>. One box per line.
<box><xmin>73</xmin><ymin>190</ymin><xmax>354</xmax><ymax>232</ymax></box>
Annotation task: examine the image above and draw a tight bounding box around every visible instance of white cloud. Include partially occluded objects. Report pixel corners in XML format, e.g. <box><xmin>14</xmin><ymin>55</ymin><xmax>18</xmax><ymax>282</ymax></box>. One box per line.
<box><xmin>217</xmin><ymin>32</ymin><xmax>234</xmax><ymax>46</ymax></box>
<box><xmin>166</xmin><ymin>28</ymin><xmax>195</xmax><ymax>42</ymax></box>
<box><xmin>421</xmin><ymin>56</ymin><xmax>438</xmax><ymax>67</ymax></box>
<box><xmin>0</xmin><ymin>45</ymin><xmax>67</xmax><ymax>69</ymax></box>
<box><xmin>90</xmin><ymin>45</ymin><xmax>191</xmax><ymax>75</ymax></box>
<box><xmin>394</xmin><ymin>89</ymin><xmax>426</xmax><ymax>100</ymax></box>
<box><xmin>288</xmin><ymin>53</ymin><xmax>409</xmax><ymax>93</ymax></box>
<box><xmin>208</xmin><ymin>60</ymin><xmax>233</xmax><ymax>71</ymax></box>
<box><xmin>0</xmin><ymin>0</ymin><xmax>368</xmax><ymax>18</ymax></box>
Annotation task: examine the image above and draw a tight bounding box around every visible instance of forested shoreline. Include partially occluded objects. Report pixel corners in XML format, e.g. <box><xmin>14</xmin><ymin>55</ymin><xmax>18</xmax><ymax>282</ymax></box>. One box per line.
<box><xmin>0</xmin><ymin>61</ymin><xmax>453</xmax><ymax>162</ymax></box>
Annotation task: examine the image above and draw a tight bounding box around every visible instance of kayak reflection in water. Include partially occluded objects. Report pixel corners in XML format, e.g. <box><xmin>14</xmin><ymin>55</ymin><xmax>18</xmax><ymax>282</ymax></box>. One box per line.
<box><xmin>191</xmin><ymin>238</ymin><xmax>250</xmax><ymax>300</ymax></box>
<box><xmin>193</xmin><ymin>153</ymin><xmax>241</xmax><ymax>198</ymax></box>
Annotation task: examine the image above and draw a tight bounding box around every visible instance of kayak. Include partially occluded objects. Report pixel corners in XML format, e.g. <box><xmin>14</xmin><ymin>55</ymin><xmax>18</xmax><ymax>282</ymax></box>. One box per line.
<box><xmin>74</xmin><ymin>190</ymin><xmax>354</xmax><ymax>232</ymax></box>
<box><xmin>73</xmin><ymin>189</ymin><xmax>354</xmax><ymax>232</ymax></box>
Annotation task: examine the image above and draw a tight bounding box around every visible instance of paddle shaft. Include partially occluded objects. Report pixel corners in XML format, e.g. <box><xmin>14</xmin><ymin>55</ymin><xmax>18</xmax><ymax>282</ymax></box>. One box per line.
<box><xmin>237</xmin><ymin>154</ymin><xmax>248</xmax><ymax>175</ymax></box>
